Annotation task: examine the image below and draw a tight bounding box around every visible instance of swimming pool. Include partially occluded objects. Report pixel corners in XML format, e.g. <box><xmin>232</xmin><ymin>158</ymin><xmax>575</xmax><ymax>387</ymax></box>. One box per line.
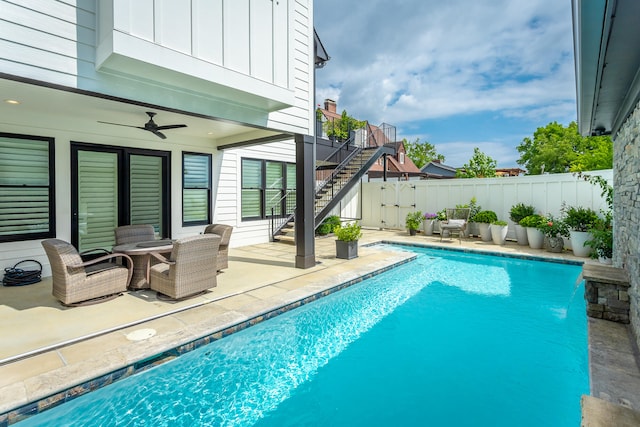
<box><xmin>19</xmin><ymin>245</ymin><xmax>588</xmax><ymax>426</ymax></box>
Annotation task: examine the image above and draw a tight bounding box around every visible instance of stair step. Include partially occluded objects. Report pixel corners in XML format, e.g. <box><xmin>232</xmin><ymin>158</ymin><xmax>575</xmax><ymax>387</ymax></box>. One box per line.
<box><xmin>275</xmin><ymin>234</ymin><xmax>295</xmax><ymax>244</ymax></box>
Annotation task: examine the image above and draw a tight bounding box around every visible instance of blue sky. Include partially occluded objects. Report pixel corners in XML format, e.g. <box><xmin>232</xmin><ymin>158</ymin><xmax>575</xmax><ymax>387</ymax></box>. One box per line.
<box><xmin>314</xmin><ymin>0</ymin><xmax>577</xmax><ymax>168</ymax></box>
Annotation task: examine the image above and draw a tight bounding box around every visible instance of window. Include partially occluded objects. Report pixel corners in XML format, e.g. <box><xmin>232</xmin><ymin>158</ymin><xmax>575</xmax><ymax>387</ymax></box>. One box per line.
<box><xmin>0</xmin><ymin>133</ymin><xmax>55</xmax><ymax>242</ymax></box>
<box><xmin>241</xmin><ymin>158</ymin><xmax>295</xmax><ymax>220</ymax></box>
<box><xmin>399</xmin><ymin>152</ymin><xmax>405</xmax><ymax>164</ymax></box>
<box><xmin>182</xmin><ymin>152</ymin><xmax>211</xmax><ymax>226</ymax></box>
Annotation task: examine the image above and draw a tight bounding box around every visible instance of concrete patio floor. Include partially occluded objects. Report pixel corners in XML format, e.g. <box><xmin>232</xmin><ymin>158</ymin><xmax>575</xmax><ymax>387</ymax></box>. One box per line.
<box><xmin>1</xmin><ymin>229</ymin><xmax>639</xmax><ymax>425</ymax></box>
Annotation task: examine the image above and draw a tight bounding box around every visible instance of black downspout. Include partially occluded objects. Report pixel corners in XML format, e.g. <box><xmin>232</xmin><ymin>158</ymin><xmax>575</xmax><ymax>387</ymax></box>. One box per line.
<box><xmin>383</xmin><ymin>155</ymin><xmax>388</xmax><ymax>181</ymax></box>
<box><xmin>295</xmin><ymin>133</ymin><xmax>316</xmax><ymax>268</ymax></box>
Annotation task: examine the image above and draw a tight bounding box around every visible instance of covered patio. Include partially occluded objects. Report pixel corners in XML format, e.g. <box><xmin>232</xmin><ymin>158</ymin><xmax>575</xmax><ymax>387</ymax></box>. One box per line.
<box><xmin>1</xmin><ymin>230</ymin><xmax>639</xmax><ymax>424</ymax></box>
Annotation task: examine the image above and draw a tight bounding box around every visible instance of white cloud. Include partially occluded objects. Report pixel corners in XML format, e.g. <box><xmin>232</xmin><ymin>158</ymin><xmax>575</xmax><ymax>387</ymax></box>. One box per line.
<box><xmin>314</xmin><ymin>0</ymin><xmax>577</xmax><ymax>146</ymax></box>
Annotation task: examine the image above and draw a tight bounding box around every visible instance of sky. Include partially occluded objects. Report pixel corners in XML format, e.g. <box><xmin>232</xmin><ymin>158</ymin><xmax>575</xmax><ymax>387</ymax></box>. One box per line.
<box><xmin>313</xmin><ymin>0</ymin><xmax>577</xmax><ymax>168</ymax></box>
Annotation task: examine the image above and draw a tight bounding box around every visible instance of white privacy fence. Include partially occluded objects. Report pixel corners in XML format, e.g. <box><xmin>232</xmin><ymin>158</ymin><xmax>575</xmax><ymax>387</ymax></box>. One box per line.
<box><xmin>341</xmin><ymin>170</ymin><xmax>613</xmax><ymax>240</ymax></box>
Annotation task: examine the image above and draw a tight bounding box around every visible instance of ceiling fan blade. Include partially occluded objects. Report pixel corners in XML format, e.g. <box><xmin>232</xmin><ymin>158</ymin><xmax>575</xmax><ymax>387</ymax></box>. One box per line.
<box><xmin>156</xmin><ymin>124</ymin><xmax>187</xmax><ymax>131</ymax></box>
<box><xmin>150</xmin><ymin>130</ymin><xmax>167</xmax><ymax>139</ymax></box>
<box><xmin>97</xmin><ymin>121</ymin><xmax>140</xmax><ymax>129</ymax></box>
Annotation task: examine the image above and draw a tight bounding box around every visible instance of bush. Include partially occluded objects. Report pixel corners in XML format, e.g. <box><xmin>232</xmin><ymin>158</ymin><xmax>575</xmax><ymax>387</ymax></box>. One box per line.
<box><xmin>537</xmin><ymin>215</ymin><xmax>569</xmax><ymax>238</ymax></box>
<box><xmin>405</xmin><ymin>211</ymin><xmax>423</xmax><ymax>230</ymax></box>
<box><xmin>316</xmin><ymin>215</ymin><xmax>341</xmax><ymax>236</ymax></box>
<box><xmin>519</xmin><ymin>214</ymin><xmax>545</xmax><ymax>228</ymax></box>
<box><xmin>585</xmin><ymin>215</ymin><xmax>613</xmax><ymax>259</ymax></box>
<box><xmin>492</xmin><ymin>220</ymin><xmax>508</xmax><ymax>226</ymax></box>
<box><xmin>473</xmin><ymin>210</ymin><xmax>498</xmax><ymax>224</ymax></box>
<box><xmin>563</xmin><ymin>206</ymin><xmax>599</xmax><ymax>232</ymax></box>
<box><xmin>509</xmin><ymin>203</ymin><xmax>536</xmax><ymax>224</ymax></box>
<box><xmin>436</xmin><ymin>209</ymin><xmax>447</xmax><ymax>221</ymax></box>
<box><xmin>334</xmin><ymin>222</ymin><xmax>362</xmax><ymax>242</ymax></box>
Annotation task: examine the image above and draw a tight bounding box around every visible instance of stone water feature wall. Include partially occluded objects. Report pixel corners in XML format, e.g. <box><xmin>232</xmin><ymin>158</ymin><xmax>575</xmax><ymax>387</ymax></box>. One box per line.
<box><xmin>613</xmin><ymin>102</ymin><xmax>640</xmax><ymax>348</ymax></box>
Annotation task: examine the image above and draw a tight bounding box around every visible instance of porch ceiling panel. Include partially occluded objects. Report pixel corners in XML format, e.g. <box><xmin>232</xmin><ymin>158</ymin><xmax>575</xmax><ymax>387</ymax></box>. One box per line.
<box><xmin>0</xmin><ymin>77</ymin><xmax>283</xmax><ymax>145</ymax></box>
<box><xmin>574</xmin><ymin>0</ymin><xmax>640</xmax><ymax>136</ymax></box>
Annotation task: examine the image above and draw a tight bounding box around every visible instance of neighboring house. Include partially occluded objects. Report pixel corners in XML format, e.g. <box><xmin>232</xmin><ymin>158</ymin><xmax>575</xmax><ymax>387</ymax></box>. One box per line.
<box><xmin>0</xmin><ymin>1</ymin><xmax>322</xmax><ymax>274</ymax></box>
<box><xmin>421</xmin><ymin>160</ymin><xmax>458</xmax><ymax>179</ymax></box>
<box><xmin>495</xmin><ymin>168</ymin><xmax>526</xmax><ymax>177</ymax></box>
<box><xmin>316</xmin><ymin>99</ymin><xmax>420</xmax><ymax>181</ymax></box>
<box><xmin>573</xmin><ymin>1</ymin><xmax>640</xmax><ymax>349</ymax></box>
<box><xmin>367</xmin><ymin>140</ymin><xmax>423</xmax><ymax>181</ymax></box>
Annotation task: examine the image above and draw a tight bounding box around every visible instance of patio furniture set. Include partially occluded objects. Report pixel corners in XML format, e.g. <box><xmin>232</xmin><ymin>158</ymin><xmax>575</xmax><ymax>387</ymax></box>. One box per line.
<box><xmin>41</xmin><ymin>224</ymin><xmax>233</xmax><ymax>306</ymax></box>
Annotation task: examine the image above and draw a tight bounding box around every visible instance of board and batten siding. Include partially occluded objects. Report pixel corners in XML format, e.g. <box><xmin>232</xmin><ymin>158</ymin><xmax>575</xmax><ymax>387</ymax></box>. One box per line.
<box><xmin>1</xmin><ymin>0</ymin><xmax>313</xmax><ymax>135</ymax></box>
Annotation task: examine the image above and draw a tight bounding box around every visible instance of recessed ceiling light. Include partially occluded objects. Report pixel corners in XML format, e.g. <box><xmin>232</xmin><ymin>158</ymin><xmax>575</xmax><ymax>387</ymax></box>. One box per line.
<box><xmin>4</xmin><ymin>99</ymin><xmax>20</xmax><ymax>105</ymax></box>
<box><xmin>207</xmin><ymin>132</ymin><xmax>214</xmax><ymax>135</ymax></box>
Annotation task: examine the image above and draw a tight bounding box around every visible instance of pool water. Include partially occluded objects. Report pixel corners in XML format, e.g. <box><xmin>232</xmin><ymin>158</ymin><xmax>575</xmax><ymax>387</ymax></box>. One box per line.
<box><xmin>20</xmin><ymin>246</ymin><xmax>588</xmax><ymax>426</ymax></box>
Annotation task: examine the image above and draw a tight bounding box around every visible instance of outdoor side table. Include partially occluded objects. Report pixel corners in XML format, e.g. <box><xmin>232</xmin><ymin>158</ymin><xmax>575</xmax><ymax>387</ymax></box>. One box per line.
<box><xmin>112</xmin><ymin>240</ymin><xmax>173</xmax><ymax>289</ymax></box>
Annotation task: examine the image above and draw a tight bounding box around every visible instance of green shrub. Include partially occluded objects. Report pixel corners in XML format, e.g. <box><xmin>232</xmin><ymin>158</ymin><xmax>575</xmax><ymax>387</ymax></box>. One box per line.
<box><xmin>473</xmin><ymin>210</ymin><xmax>498</xmax><ymax>224</ymax></box>
<box><xmin>405</xmin><ymin>211</ymin><xmax>423</xmax><ymax>230</ymax></box>
<box><xmin>519</xmin><ymin>214</ymin><xmax>545</xmax><ymax>228</ymax></box>
<box><xmin>509</xmin><ymin>203</ymin><xmax>536</xmax><ymax>224</ymax></box>
<box><xmin>316</xmin><ymin>215</ymin><xmax>341</xmax><ymax>236</ymax></box>
<box><xmin>563</xmin><ymin>206</ymin><xmax>599</xmax><ymax>232</ymax></box>
<box><xmin>492</xmin><ymin>220</ymin><xmax>508</xmax><ymax>226</ymax></box>
<box><xmin>334</xmin><ymin>222</ymin><xmax>362</xmax><ymax>242</ymax></box>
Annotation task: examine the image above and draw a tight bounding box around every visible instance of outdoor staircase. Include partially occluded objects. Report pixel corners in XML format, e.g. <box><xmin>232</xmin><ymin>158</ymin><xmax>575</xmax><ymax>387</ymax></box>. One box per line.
<box><xmin>270</xmin><ymin>122</ymin><xmax>396</xmax><ymax>244</ymax></box>
<box><xmin>271</xmin><ymin>144</ymin><xmax>393</xmax><ymax>244</ymax></box>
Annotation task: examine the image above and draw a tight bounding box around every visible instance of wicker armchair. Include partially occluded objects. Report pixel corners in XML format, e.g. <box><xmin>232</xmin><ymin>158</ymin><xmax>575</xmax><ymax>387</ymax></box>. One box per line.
<box><xmin>204</xmin><ymin>224</ymin><xmax>233</xmax><ymax>271</ymax></box>
<box><xmin>41</xmin><ymin>239</ymin><xmax>133</xmax><ymax>306</ymax></box>
<box><xmin>148</xmin><ymin>234</ymin><xmax>221</xmax><ymax>299</ymax></box>
<box><xmin>114</xmin><ymin>224</ymin><xmax>156</xmax><ymax>245</ymax></box>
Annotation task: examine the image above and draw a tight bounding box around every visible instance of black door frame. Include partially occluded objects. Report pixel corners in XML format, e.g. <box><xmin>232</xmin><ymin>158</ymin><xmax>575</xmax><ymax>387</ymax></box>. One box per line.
<box><xmin>70</xmin><ymin>141</ymin><xmax>171</xmax><ymax>249</ymax></box>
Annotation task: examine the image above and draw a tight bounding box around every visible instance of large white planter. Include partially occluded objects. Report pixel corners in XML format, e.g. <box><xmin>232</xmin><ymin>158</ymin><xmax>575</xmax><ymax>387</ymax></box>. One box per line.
<box><xmin>478</xmin><ymin>223</ymin><xmax>492</xmax><ymax>241</ymax></box>
<box><xmin>423</xmin><ymin>220</ymin><xmax>434</xmax><ymax>236</ymax></box>
<box><xmin>526</xmin><ymin>227</ymin><xmax>544</xmax><ymax>249</ymax></box>
<box><xmin>467</xmin><ymin>222</ymin><xmax>479</xmax><ymax>237</ymax></box>
<box><xmin>491</xmin><ymin>224</ymin><xmax>508</xmax><ymax>245</ymax></box>
<box><xmin>514</xmin><ymin>224</ymin><xmax>529</xmax><ymax>246</ymax></box>
<box><xmin>569</xmin><ymin>230</ymin><xmax>592</xmax><ymax>257</ymax></box>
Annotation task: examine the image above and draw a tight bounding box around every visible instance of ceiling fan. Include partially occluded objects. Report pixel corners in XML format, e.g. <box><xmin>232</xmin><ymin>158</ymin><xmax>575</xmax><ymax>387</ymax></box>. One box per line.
<box><xmin>98</xmin><ymin>111</ymin><xmax>187</xmax><ymax>139</ymax></box>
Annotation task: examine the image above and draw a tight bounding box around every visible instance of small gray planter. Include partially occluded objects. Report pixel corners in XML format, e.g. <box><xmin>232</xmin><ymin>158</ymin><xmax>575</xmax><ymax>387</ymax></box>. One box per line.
<box><xmin>336</xmin><ymin>240</ymin><xmax>358</xmax><ymax>259</ymax></box>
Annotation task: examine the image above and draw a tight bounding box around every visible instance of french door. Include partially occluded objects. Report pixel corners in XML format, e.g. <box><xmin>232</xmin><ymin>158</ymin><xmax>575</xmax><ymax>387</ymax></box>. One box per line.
<box><xmin>71</xmin><ymin>143</ymin><xmax>170</xmax><ymax>252</ymax></box>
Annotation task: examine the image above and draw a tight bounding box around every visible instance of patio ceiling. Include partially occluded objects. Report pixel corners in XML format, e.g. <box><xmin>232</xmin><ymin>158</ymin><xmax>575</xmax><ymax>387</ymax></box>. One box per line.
<box><xmin>573</xmin><ymin>0</ymin><xmax>640</xmax><ymax>137</ymax></box>
<box><xmin>0</xmin><ymin>77</ymin><xmax>289</xmax><ymax>147</ymax></box>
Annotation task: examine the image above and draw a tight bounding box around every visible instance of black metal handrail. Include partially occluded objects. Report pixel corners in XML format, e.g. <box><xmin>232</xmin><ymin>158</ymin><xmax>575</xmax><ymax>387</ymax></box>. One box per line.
<box><xmin>269</xmin><ymin>189</ymin><xmax>296</xmax><ymax>240</ymax></box>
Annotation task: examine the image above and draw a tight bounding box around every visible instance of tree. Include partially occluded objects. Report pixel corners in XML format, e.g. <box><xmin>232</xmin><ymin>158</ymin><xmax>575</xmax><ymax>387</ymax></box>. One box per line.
<box><xmin>516</xmin><ymin>121</ymin><xmax>612</xmax><ymax>174</ymax></box>
<box><xmin>456</xmin><ymin>147</ymin><xmax>497</xmax><ymax>178</ymax></box>
<box><xmin>324</xmin><ymin>110</ymin><xmax>366</xmax><ymax>142</ymax></box>
<box><xmin>403</xmin><ymin>138</ymin><xmax>445</xmax><ymax>168</ymax></box>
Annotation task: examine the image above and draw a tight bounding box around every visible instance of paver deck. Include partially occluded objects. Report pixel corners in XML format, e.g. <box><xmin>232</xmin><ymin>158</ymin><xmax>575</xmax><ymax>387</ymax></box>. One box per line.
<box><xmin>0</xmin><ymin>229</ymin><xmax>638</xmax><ymax>425</ymax></box>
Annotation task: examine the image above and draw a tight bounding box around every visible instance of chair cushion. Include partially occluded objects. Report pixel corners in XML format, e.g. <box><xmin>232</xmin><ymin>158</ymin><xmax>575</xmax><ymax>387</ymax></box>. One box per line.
<box><xmin>446</xmin><ymin>219</ymin><xmax>466</xmax><ymax>227</ymax></box>
<box><xmin>85</xmin><ymin>262</ymin><xmax>121</xmax><ymax>276</ymax></box>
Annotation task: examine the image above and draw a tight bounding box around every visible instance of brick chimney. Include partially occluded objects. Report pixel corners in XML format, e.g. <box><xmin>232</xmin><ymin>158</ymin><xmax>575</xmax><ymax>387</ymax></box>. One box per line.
<box><xmin>324</xmin><ymin>99</ymin><xmax>337</xmax><ymax>113</ymax></box>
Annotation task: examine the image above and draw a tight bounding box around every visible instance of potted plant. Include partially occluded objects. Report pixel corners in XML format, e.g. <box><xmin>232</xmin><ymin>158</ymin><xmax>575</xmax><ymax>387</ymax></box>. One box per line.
<box><xmin>584</xmin><ymin>215</ymin><xmax>613</xmax><ymax>264</ymax></box>
<box><xmin>433</xmin><ymin>208</ymin><xmax>447</xmax><ymax>234</ymax></box>
<box><xmin>423</xmin><ymin>212</ymin><xmax>437</xmax><ymax>236</ymax></box>
<box><xmin>473</xmin><ymin>210</ymin><xmax>497</xmax><ymax>242</ymax></box>
<box><xmin>563</xmin><ymin>205</ymin><xmax>599</xmax><ymax>257</ymax></box>
<box><xmin>509</xmin><ymin>203</ymin><xmax>535</xmax><ymax>246</ymax></box>
<box><xmin>405</xmin><ymin>211</ymin><xmax>423</xmax><ymax>236</ymax></box>
<box><xmin>537</xmin><ymin>215</ymin><xmax>569</xmax><ymax>253</ymax></box>
<box><xmin>334</xmin><ymin>222</ymin><xmax>363</xmax><ymax>260</ymax></box>
<box><xmin>490</xmin><ymin>220</ymin><xmax>509</xmax><ymax>245</ymax></box>
<box><xmin>519</xmin><ymin>214</ymin><xmax>545</xmax><ymax>249</ymax></box>
<box><xmin>466</xmin><ymin>197</ymin><xmax>482</xmax><ymax>237</ymax></box>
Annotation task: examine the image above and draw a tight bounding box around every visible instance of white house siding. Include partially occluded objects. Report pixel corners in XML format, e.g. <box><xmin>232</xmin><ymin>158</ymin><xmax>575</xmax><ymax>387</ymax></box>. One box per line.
<box><xmin>266</xmin><ymin>0</ymin><xmax>314</xmax><ymax>135</ymax></box>
<box><xmin>216</xmin><ymin>141</ymin><xmax>297</xmax><ymax>247</ymax></box>
<box><xmin>0</xmin><ymin>0</ymin><xmax>313</xmax><ymax>275</ymax></box>
<box><xmin>0</xmin><ymin>0</ymin><xmax>313</xmax><ymax>135</ymax></box>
